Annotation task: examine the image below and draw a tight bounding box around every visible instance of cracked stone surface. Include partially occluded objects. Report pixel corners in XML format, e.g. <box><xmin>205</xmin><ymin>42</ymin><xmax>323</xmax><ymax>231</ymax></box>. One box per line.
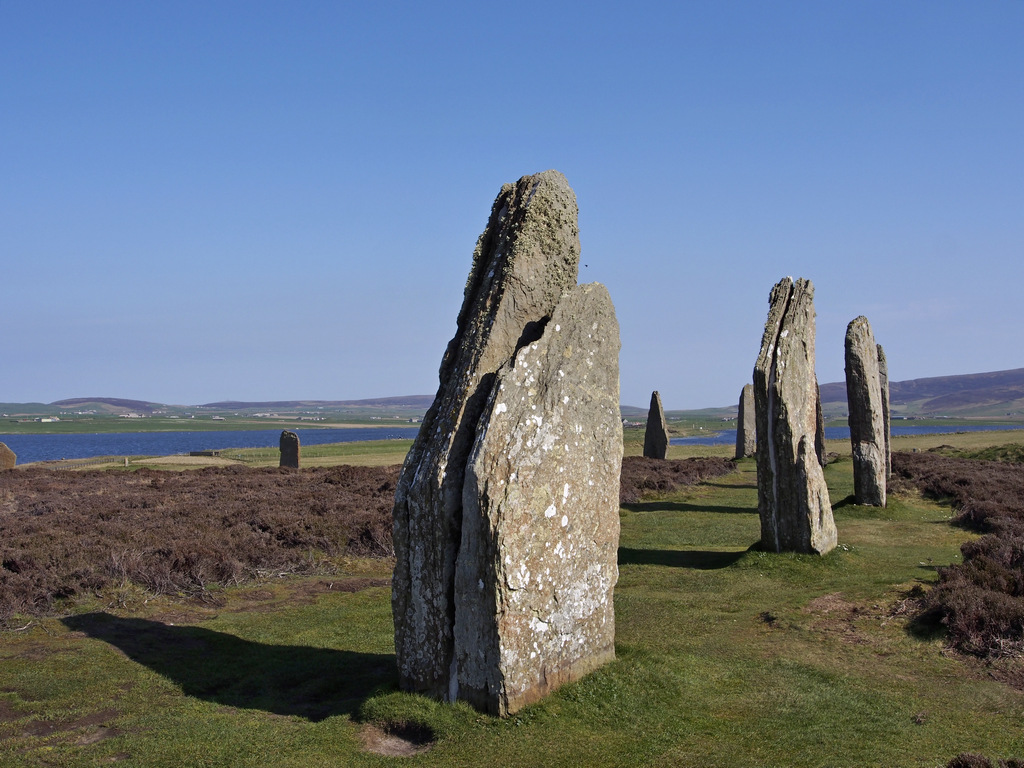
<box><xmin>456</xmin><ymin>283</ymin><xmax>621</xmax><ymax>715</ymax></box>
<box><xmin>753</xmin><ymin>277</ymin><xmax>836</xmax><ymax>555</ymax></box>
<box><xmin>845</xmin><ymin>316</ymin><xmax>887</xmax><ymax>506</ymax></box>
<box><xmin>392</xmin><ymin>170</ymin><xmax>593</xmax><ymax>704</ymax></box>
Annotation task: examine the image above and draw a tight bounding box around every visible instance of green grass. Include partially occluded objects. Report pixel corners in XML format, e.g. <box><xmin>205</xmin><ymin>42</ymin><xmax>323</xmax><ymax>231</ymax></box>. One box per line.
<box><xmin>222</xmin><ymin>439</ymin><xmax>414</xmax><ymax>467</ymax></box>
<box><xmin>2</xmin><ymin>440</ymin><xmax>1023</xmax><ymax>766</ymax></box>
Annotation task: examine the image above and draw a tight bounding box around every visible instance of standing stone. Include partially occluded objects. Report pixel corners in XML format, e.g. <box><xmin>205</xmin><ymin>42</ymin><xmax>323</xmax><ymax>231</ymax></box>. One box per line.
<box><xmin>0</xmin><ymin>442</ymin><xmax>15</xmax><ymax>470</ymax></box>
<box><xmin>643</xmin><ymin>391</ymin><xmax>669</xmax><ymax>459</ymax></box>
<box><xmin>877</xmin><ymin>343</ymin><xmax>891</xmax><ymax>480</ymax></box>
<box><xmin>844</xmin><ymin>317</ymin><xmax>886</xmax><ymax>506</ymax></box>
<box><xmin>392</xmin><ymin>170</ymin><xmax>581</xmax><ymax>701</ymax></box>
<box><xmin>753</xmin><ymin>278</ymin><xmax>836</xmax><ymax>555</ymax></box>
<box><xmin>279</xmin><ymin>430</ymin><xmax>300</xmax><ymax>468</ymax></box>
<box><xmin>735</xmin><ymin>384</ymin><xmax>755</xmax><ymax>458</ymax></box>
<box><xmin>455</xmin><ymin>283</ymin><xmax>621</xmax><ymax>716</ymax></box>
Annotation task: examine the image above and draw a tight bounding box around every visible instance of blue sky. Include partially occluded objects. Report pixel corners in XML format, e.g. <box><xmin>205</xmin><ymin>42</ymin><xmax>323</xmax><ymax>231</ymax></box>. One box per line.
<box><xmin>3</xmin><ymin>2</ymin><xmax>1022</xmax><ymax>409</ymax></box>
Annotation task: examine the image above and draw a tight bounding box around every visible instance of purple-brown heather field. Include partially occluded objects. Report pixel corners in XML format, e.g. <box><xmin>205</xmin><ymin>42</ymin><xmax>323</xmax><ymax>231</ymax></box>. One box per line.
<box><xmin>0</xmin><ymin>457</ymin><xmax>735</xmax><ymax>624</ymax></box>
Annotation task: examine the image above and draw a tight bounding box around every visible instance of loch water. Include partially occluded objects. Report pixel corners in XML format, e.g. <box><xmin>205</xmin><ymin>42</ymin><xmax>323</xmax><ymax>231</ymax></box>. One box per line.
<box><xmin>0</xmin><ymin>427</ymin><xmax>423</xmax><ymax>465</ymax></box>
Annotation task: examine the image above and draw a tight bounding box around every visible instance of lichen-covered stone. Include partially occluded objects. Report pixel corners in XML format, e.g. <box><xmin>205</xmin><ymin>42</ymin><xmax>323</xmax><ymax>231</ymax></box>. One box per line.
<box><xmin>392</xmin><ymin>170</ymin><xmax>580</xmax><ymax>699</ymax></box>
<box><xmin>845</xmin><ymin>317</ymin><xmax>886</xmax><ymax>506</ymax></box>
<box><xmin>0</xmin><ymin>442</ymin><xmax>15</xmax><ymax>470</ymax></box>
<box><xmin>753</xmin><ymin>277</ymin><xmax>836</xmax><ymax>555</ymax></box>
<box><xmin>735</xmin><ymin>384</ymin><xmax>755</xmax><ymax>458</ymax></box>
<box><xmin>279</xmin><ymin>430</ymin><xmax>300</xmax><ymax>468</ymax></box>
<box><xmin>877</xmin><ymin>343</ymin><xmax>891</xmax><ymax>480</ymax></box>
<box><xmin>455</xmin><ymin>283</ymin><xmax>621</xmax><ymax>716</ymax></box>
<box><xmin>643</xmin><ymin>391</ymin><xmax>669</xmax><ymax>459</ymax></box>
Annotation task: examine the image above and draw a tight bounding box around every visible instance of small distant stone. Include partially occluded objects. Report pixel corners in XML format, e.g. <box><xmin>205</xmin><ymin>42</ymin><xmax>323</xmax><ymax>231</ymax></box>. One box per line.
<box><xmin>735</xmin><ymin>384</ymin><xmax>755</xmax><ymax>459</ymax></box>
<box><xmin>643</xmin><ymin>391</ymin><xmax>668</xmax><ymax>459</ymax></box>
<box><xmin>279</xmin><ymin>430</ymin><xmax>300</xmax><ymax>468</ymax></box>
<box><xmin>0</xmin><ymin>442</ymin><xmax>15</xmax><ymax>470</ymax></box>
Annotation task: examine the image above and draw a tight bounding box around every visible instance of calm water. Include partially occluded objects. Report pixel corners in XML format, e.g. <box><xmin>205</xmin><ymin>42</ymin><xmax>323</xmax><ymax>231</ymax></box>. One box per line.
<box><xmin>670</xmin><ymin>423</ymin><xmax>1024</xmax><ymax>447</ymax></box>
<box><xmin>0</xmin><ymin>427</ymin><xmax>423</xmax><ymax>465</ymax></box>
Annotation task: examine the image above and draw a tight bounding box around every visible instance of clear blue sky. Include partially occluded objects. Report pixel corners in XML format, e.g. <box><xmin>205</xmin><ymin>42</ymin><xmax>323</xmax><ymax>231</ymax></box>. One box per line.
<box><xmin>3</xmin><ymin>2</ymin><xmax>1022</xmax><ymax>409</ymax></box>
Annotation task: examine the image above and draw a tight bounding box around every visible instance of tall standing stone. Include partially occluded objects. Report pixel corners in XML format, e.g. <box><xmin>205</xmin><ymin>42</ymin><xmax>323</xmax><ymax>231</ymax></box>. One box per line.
<box><xmin>753</xmin><ymin>278</ymin><xmax>836</xmax><ymax>555</ymax></box>
<box><xmin>455</xmin><ymin>283</ymin><xmax>621</xmax><ymax>715</ymax></box>
<box><xmin>643</xmin><ymin>391</ymin><xmax>669</xmax><ymax>459</ymax></box>
<box><xmin>844</xmin><ymin>317</ymin><xmax>886</xmax><ymax>506</ymax></box>
<box><xmin>735</xmin><ymin>384</ymin><xmax>755</xmax><ymax>458</ymax></box>
<box><xmin>279</xmin><ymin>430</ymin><xmax>300</xmax><ymax>468</ymax></box>
<box><xmin>877</xmin><ymin>343</ymin><xmax>891</xmax><ymax>480</ymax></box>
<box><xmin>392</xmin><ymin>170</ymin><xmax>581</xmax><ymax>701</ymax></box>
<box><xmin>0</xmin><ymin>442</ymin><xmax>15</xmax><ymax>470</ymax></box>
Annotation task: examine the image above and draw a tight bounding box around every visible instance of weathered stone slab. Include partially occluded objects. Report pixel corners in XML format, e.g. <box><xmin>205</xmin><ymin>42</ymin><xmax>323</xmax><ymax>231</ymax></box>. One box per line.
<box><xmin>279</xmin><ymin>430</ymin><xmax>300</xmax><ymax>468</ymax></box>
<box><xmin>753</xmin><ymin>277</ymin><xmax>836</xmax><ymax>555</ymax></box>
<box><xmin>455</xmin><ymin>283</ymin><xmax>621</xmax><ymax>716</ymax></box>
<box><xmin>0</xmin><ymin>442</ymin><xmax>15</xmax><ymax>470</ymax></box>
<box><xmin>643</xmin><ymin>391</ymin><xmax>669</xmax><ymax>459</ymax></box>
<box><xmin>735</xmin><ymin>384</ymin><xmax>755</xmax><ymax>458</ymax></box>
<box><xmin>844</xmin><ymin>317</ymin><xmax>886</xmax><ymax>506</ymax></box>
<box><xmin>877</xmin><ymin>343</ymin><xmax>891</xmax><ymax>480</ymax></box>
<box><xmin>392</xmin><ymin>170</ymin><xmax>581</xmax><ymax>699</ymax></box>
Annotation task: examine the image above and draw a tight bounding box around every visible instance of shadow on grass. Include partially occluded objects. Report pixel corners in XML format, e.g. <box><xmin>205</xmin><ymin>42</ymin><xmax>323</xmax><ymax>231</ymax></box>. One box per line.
<box><xmin>621</xmin><ymin>501</ymin><xmax>754</xmax><ymax>515</ymax></box>
<box><xmin>618</xmin><ymin>547</ymin><xmax>747</xmax><ymax>570</ymax></box>
<box><xmin>701</xmin><ymin>481</ymin><xmax>758</xmax><ymax>490</ymax></box>
<box><xmin>62</xmin><ymin>613</ymin><xmax>396</xmax><ymax>721</ymax></box>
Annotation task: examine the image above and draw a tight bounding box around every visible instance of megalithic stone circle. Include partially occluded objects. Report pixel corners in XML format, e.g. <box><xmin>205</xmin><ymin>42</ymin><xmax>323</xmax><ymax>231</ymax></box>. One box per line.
<box><xmin>643</xmin><ymin>390</ymin><xmax>669</xmax><ymax>459</ymax></box>
<box><xmin>735</xmin><ymin>384</ymin><xmax>755</xmax><ymax>458</ymax></box>
<box><xmin>877</xmin><ymin>343</ymin><xmax>891</xmax><ymax>480</ymax></box>
<box><xmin>455</xmin><ymin>282</ymin><xmax>621</xmax><ymax>716</ymax></box>
<box><xmin>393</xmin><ymin>170</ymin><xmax>620</xmax><ymax>714</ymax></box>
<box><xmin>279</xmin><ymin>430</ymin><xmax>300</xmax><ymax>468</ymax></box>
<box><xmin>844</xmin><ymin>316</ymin><xmax>887</xmax><ymax>506</ymax></box>
<box><xmin>753</xmin><ymin>277</ymin><xmax>836</xmax><ymax>555</ymax></box>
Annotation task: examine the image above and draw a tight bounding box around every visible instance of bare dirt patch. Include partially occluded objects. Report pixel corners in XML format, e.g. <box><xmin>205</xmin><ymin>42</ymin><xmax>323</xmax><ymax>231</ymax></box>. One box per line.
<box><xmin>802</xmin><ymin>592</ymin><xmax>877</xmax><ymax>646</ymax></box>
<box><xmin>359</xmin><ymin>722</ymin><xmax>435</xmax><ymax>757</ymax></box>
<box><xmin>0</xmin><ymin>699</ymin><xmax>26</xmax><ymax>724</ymax></box>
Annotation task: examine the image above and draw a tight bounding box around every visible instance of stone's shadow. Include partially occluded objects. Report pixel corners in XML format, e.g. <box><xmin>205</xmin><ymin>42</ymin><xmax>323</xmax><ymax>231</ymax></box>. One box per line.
<box><xmin>831</xmin><ymin>495</ymin><xmax>857</xmax><ymax>510</ymax></box>
<box><xmin>62</xmin><ymin>613</ymin><xmax>395</xmax><ymax>722</ymax></box>
<box><xmin>618</xmin><ymin>547</ymin><xmax>747</xmax><ymax>570</ymax></box>
<box><xmin>701</xmin><ymin>481</ymin><xmax>758</xmax><ymax>490</ymax></box>
<box><xmin>621</xmin><ymin>501</ymin><xmax>753</xmax><ymax>515</ymax></box>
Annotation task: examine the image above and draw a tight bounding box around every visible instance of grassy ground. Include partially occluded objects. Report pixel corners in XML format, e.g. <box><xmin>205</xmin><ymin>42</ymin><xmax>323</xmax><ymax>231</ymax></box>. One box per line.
<box><xmin>2</xmin><ymin>436</ymin><xmax>1023</xmax><ymax>766</ymax></box>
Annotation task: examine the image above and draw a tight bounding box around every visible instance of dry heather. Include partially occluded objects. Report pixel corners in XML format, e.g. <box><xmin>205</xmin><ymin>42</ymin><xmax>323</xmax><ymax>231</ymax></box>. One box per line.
<box><xmin>618</xmin><ymin>456</ymin><xmax>735</xmax><ymax>504</ymax></box>
<box><xmin>0</xmin><ymin>457</ymin><xmax>734</xmax><ymax>625</ymax></box>
<box><xmin>892</xmin><ymin>451</ymin><xmax>1024</xmax><ymax>658</ymax></box>
<box><xmin>0</xmin><ymin>465</ymin><xmax>398</xmax><ymax>623</ymax></box>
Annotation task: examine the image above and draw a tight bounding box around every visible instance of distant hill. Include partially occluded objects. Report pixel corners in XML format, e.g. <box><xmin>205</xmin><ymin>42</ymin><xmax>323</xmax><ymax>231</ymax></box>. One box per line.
<box><xmin>199</xmin><ymin>396</ymin><xmax>435</xmax><ymax>410</ymax></box>
<box><xmin>51</xmin><ymin>397</ymin><xmax>165</xmax><ymax>414</ymax></box>
<box><xmin>32</xmin><ymin>368</ymin><xmax>1024</xmax><ymax>421</ymax></box>
<box><xmin>818</xmin><ymin>367</ymin><xmax>1024</xmax><ymax>418</ymax></box>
